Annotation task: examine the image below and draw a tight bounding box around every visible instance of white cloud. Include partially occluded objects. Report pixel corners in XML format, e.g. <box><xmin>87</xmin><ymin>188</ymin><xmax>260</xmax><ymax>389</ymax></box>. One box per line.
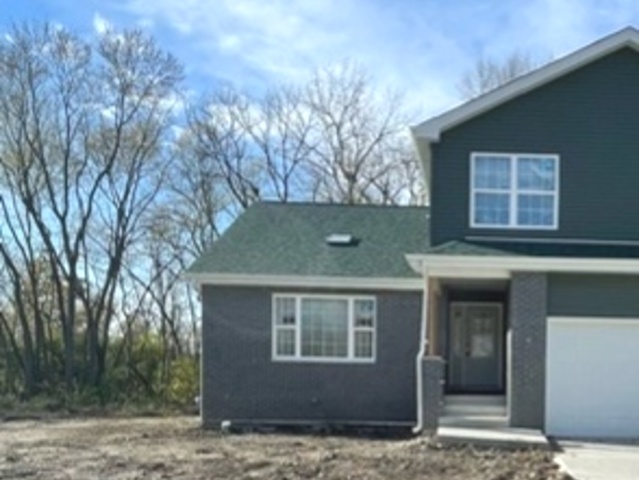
<box><xmin>115</xmin><ymin>0</ymin><xmax>462</xmax><ymax>117</ymax></box>
<box><xmin>218</xmin><ymin>34</ymin><xmax>241</xmax><ymax>52</ymax></box>
<box><xmin>93</xmin><ymin>12</ymin><xmax>112</xmax><ymax>35</ymax></box>
<box><xmin>136</xmin><ymin>17</ymin><xmax>155</xmax><ymax>29</ymax></box>
<box><xmin>113</xmin><ymin>0</ymin><xmax>639</xmax><ymax>121</ymax></box>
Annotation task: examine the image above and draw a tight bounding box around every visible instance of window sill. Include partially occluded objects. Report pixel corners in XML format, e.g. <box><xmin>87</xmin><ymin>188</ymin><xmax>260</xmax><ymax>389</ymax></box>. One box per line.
<box><xmin>470</xmin><ymin>223</ymin><xmax>559</xmax><ymax>231</ymax></box>
<box><xmin>272</xmin><ymin>356</ymin><xmax>375</xmax><ymax>364</ymax></box>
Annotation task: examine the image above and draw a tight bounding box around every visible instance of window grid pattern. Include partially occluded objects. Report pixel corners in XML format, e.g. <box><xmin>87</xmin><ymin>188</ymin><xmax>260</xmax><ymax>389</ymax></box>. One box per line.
<box><xmin>273</xmin><ymin>295</ymin><xmax>376</xmax><ymax>362</ymax></box>
<box><xmin>301</xmin><ymin>299</ymin><xmax>348</xmax><ymax>358</ymax></box>
<box><xmin>274</xmin><ymin>297</ymin><xmax>296</xmax><ymax>357</ymax></box>
<box><xmin>471</xmin><ymin>153</ymin><xmax>559</xmax><ymax>229</ymax></box>
<box><xmin>353</xmin><ymin>299</ymin><xmax>375</xmax><ymax>358</ymax></box>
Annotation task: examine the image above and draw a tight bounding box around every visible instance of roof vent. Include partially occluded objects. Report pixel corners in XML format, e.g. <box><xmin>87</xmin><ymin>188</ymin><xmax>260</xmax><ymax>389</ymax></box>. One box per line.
<box><xmin>326</xmin><ymin>234</ymin><xmax>358</xmax><ymax>246</ymax></box>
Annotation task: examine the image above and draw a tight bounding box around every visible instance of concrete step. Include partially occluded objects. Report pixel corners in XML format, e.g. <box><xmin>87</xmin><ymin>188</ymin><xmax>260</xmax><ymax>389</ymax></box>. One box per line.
<box><xmin>443</xmin><ymin>395</ymin><xmax>507</xmax><ymax>417</ymax></box>
<box><xmin>444</xmin><ymin>395</ymin><xmax>506</xmax><ymax>406</ymax></box>
<box><xmin>436</xmin><ymin>426</ymin><xmax>549</xmax><ymax>450</ymax></box>
<box><xmin>439</xmin><ymin>414</ymin><xmax>509</xmax><ymax>429</ymax></box>
<box><xmin>443</xmin><ymin>404</ymin><xmax>507</xmax><ymax>417</ymax></box>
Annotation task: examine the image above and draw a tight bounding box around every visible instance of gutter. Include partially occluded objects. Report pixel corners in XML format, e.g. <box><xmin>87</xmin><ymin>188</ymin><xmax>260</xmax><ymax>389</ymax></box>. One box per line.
<box><xmin>183</xmin><ymin>272</ymin><xmax>424</xmax><ymax>291</ymax></box>
<box><xmin>405</xmin><ymin>253</ymin><xmax>639</xmax><ymax>276</ymax></box>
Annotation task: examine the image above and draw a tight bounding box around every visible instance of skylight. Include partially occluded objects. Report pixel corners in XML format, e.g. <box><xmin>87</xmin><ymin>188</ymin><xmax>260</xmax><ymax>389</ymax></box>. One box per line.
<box><xmin>326</xmin><ymin>234</ymin><xmax>357</xmax><ymax>246</ymax></box>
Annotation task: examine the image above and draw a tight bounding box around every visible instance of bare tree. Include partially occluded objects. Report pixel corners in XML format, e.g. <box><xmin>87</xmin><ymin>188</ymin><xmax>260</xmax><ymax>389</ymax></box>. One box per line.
<box><xmin>0</xmin><ymin>23</ymin><xmax>182</xmax><ymax>394</ymax></box>
<box><xmin>240</xmin><ymin>86</ymin><xmax>316</xmax><ymax>201</ymax></box>
<box><xmin>457</xmin><ymin>51</ymin><xmax>549</xmax><ymax>100</ymax></box>
<box><xmin>185</xmin><ymin>89</ymin><xmax>261</xmax><ymax>212</ymax></box>
<box><xmin>303</xmin><ymin>61</ymin><xmax>418</xmax><ymax>205</ymax></box>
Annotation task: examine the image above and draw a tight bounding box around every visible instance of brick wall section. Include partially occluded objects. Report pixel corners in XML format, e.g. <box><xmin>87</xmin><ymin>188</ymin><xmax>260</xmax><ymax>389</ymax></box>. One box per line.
<box><xmin>509</xmin><ymin>273</ymin><xmax>547</xmax><ymax>428</ymax></box>
<box><xmin>201</xmin><ymin>285</ymin><xmax>422</xmax><ymax>428</ymax></box>
<box><xmin>421</xmin><ymin>356</ymin><xmax>445</xmax><ymax>432</ymax></box>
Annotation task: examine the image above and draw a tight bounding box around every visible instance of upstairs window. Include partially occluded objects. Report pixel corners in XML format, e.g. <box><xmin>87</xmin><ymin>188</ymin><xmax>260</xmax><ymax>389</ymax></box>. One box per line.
<box><xmin>273</xmin><ymin>295</ymin><xmax>376</xmax><ymax>362</ymax></box>
<box><xmin>471</xmin><ymin>153</ymin><xmax>559</xmax><ymax>229</ymax></box>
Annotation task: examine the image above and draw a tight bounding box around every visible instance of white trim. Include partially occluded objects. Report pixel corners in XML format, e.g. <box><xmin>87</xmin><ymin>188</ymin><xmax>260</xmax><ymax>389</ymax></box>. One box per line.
<box><xmin>506</xmin><ymin>320</ymin><xmax>513</xmax><ymax>422</ymax></box>
<box><xmin>198</xmin><ymin>284</ymin><xmax>204</xmax><ymax>424</ymax></box>
<box><xmin>412</xmin><ymin>135</ymin><xmax>433</xmax><ymax>201</ymax></box>
<box><xmin>271</xmin><ymin>293</ymin><xmax>377</xmax><ymax>364</ymax></box>
<box><xmin>465</xmin><ymin>236</ymin><xmax>639</xmax><ymax>246</ymax></box>
<box><xmin>348</xmin><ymin>298</ymin><xmax>355</xmax><ymax>359</ymax></box>
<box><xmin>295</xmin><ymin>297</ymin><xmax>302</xmax><ymax>357</ymax></box>
<box><xmin>272</xmin><ymin>356</ymin><xmax>375</xmax><ymax>364</ymax></box>
<box><xmin>412</xmin><ymin>28</ymin><xmax>639</xmax><ymax>141</ymax></box>
<box><xmin>406</xmin><ymin>253</ymin><xmax>639</xmax><ymax>276</ymax></box>
<box><xmin>185</xmin><ymin>273</ymin><xmax>423</xmax><ymax>291</ymax></box>
<box><xmin>428</xmin><ymin>266</ymin><xmax>511</xmax><ymax>279</ymax></box>
<box><xmin>547</xmin><ymin>316</ymin><xmax>639</xmax><ymax>326</ymax></box>
<box><xmin>469</xmin><ymin>153</ymin><xmax>559</xmax><ymax>230</ymax></box>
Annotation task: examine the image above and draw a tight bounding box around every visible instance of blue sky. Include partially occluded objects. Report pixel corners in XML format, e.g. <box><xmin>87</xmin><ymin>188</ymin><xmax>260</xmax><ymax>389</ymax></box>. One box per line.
<box><xmin>6</xmin><ymin>0</ymin><xmax>639</xmax><ymax>118</ymax></box>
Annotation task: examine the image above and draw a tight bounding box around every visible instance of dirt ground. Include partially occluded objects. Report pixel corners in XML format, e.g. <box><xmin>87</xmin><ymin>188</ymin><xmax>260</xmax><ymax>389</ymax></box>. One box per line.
<box><xmin>0</xmin><ymin>416</ymin><xmax>569</xmax><ymax>479</ymax></box>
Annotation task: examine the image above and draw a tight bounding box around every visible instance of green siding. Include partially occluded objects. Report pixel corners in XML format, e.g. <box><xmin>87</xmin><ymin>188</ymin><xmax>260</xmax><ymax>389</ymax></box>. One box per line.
<box><xmin>548</xmin><ymin>274</ymin><xmax>639</xmax><ymax>317</ymax></box>
<box><xmin>431</xmin><ymin>47</ymin><xmax>639</xmax><ymax>245</ymax></box>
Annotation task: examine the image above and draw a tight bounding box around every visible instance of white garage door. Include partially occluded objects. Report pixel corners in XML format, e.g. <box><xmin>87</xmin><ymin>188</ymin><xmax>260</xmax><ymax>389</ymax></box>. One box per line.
<box><xmin>546</xmin><ymin>317</ymin><xmax>639</xmax><ymax>438</ymax></box>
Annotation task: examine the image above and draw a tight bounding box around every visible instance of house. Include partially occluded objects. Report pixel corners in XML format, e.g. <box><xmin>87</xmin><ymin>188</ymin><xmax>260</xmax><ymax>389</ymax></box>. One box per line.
<box><xmin>188</xmin><ymin>204</ymin><xmax>430</xmax><ymax>427</ymax></box>
<box><xmin>187</xmin><ymin>27</ymin><xmax>639</xmax><ymax>439</ymax></box>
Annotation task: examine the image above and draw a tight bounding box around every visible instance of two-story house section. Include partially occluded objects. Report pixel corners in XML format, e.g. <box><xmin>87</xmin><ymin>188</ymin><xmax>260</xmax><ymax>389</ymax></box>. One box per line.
<box><xmin>188</xmin><ymin>28</ymin><xmax>639</xmax><ymax>441</ymax></box>
<box><xmin>410</xmin><ymin>27</ymin><xmax>639</xmax><ymax>438</ymax></box>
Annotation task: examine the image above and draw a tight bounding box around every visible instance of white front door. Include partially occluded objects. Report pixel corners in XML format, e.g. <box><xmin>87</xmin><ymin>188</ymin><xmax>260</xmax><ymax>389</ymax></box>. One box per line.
<box><xmin>546</xmin><ymin>317</ymin><xmax>639</xmax><ymax>438</ymax></box>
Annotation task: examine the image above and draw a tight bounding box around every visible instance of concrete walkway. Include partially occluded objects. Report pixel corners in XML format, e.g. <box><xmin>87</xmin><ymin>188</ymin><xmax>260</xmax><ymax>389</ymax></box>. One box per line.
<box><xmin>556</xmin><ymin>441</ymin><xmax>639</xmax><ymax>480</ymax></box>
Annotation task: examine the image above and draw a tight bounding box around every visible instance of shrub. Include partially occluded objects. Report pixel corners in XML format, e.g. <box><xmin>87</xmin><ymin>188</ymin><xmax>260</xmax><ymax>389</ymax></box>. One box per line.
<box><xmin>167</xmin><ymin>357</ymin><xmax>199</xmax><ymax>406</ymax></box>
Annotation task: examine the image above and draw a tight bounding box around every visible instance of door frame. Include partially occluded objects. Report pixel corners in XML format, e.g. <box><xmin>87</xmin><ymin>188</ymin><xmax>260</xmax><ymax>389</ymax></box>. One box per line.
<box><xmin>446</xmin><ymin>301</ymin><xmax>505</xmax><ymax>393</ymax></box>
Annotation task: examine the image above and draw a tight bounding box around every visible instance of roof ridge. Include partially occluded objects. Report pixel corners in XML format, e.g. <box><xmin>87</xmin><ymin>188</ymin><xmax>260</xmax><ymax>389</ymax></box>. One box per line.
<box><xmin>255</xmin><ymin>200</ymin><xmax>430</xmax><ymax>210</ymax></box>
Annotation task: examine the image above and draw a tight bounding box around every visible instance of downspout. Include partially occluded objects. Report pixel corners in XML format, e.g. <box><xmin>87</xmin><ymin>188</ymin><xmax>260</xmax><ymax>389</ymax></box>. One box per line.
<box><xmin>410</xmin><ymin>131</ymin><xmax>432</xmax><ymax>434</ymax></box>
<box><xmin>413</xmin><ymin>265</ymin><xmax>429</xmax><ymax>434</ymax></box>
<box><xmin>198</xmin><ymin>281</ymin><xmax>204</xmax><ymax>425</ymax></box>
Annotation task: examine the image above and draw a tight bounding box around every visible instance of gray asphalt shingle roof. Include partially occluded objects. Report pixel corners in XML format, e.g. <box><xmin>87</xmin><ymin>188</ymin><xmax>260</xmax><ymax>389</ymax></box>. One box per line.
<box><xmin>188</xmin><ymin>202</ymin><xmax>431</xmax><ymax>278</ymax></box>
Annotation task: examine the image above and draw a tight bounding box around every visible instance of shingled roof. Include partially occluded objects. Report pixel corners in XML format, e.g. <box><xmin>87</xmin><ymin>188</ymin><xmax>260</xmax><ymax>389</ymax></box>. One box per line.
<box><xmin>188</xmin><ymin>202</ymin><xmax>431</xmax><ymax>279</ymax></box>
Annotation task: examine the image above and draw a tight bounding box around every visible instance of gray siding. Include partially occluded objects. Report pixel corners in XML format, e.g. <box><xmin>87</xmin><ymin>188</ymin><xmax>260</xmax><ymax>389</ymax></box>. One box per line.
<box><xmin>201</xmin><ymin>285</ymin><xmax>422</xmax><ymax>426</ymax></box>
<box><xmin>421</xmin><ymin>356</ymin><xmax>445</xmax><ymax>431</ymax></box>
<box><xmin>509</xmin><ymin>273</ymin><xmax>547</xmax><ymax>429</ymax></box>
<box><xmin>431</xmin><ymin>48</ymin><xmax>639</xmax><ymax>245</ymax></box>
<box><xmin>548</xmin><ymin>274</ymin><xmax>639</xmax><ymax>317</ymax></box>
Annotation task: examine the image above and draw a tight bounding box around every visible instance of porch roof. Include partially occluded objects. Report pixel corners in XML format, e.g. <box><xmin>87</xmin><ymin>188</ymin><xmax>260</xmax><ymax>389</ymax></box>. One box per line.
<box><xmin>425</xmin><ymin>240</ymin><xmax>639</xmax><ymax>259</ymax></box>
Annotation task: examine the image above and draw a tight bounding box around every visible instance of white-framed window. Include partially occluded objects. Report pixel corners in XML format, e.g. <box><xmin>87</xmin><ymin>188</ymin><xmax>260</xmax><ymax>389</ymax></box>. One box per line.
<box><xmin>470</xmin><ymin>153</ymin><xmax>559</xmax><ymax>229</ymax></box>
<box><xmin>272</xmin><ymin>294</ymin><xmax>376</xmax><ymax>363</ymax></box>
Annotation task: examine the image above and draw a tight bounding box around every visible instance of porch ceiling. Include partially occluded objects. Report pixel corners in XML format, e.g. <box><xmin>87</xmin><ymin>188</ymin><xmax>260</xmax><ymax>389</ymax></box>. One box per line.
<box><xmin>437</xmin><ymin>278</ymin><xmax>509</xmax><ymax>292</ymax></box>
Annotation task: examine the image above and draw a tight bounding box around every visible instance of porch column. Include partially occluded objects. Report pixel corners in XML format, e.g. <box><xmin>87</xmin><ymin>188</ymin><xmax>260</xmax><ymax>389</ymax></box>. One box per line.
<box><xmin>509</xmin><ymin>272</ymin><xmax>547</xmax><ymax>428</ymax></box>
<box><xmin>421</xmin><ymin>277</ymin><xmax>444</xmax><ymax>432</ymax></box>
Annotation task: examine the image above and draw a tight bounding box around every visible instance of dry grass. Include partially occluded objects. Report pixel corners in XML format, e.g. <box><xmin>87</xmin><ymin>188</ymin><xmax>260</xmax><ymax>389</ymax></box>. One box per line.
<box><xmin>0</xmin><ymin>416</ymin><xmax>569</xmax><ymax>479</ymax></box>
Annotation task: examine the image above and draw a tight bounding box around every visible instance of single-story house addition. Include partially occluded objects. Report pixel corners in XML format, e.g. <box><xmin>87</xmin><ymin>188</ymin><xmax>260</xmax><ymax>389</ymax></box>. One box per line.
<box><xmin>187</xmin><ymin>27</ymin><xmax>639</xmax><ymax>440</ymax></box>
